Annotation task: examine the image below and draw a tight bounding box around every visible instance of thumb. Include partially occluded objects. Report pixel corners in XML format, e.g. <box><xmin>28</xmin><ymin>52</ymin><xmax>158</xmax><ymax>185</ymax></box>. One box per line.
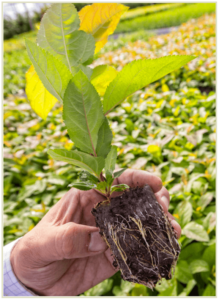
<box><xmin>51</xmin><ymin>222</ymin><xmax>108</xmax><ymax>260</ymax></box>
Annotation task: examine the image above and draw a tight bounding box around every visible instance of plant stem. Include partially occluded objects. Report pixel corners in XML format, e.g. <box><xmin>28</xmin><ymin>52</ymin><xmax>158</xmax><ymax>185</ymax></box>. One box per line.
<box><xmin>100</xmin><ymin>172</ymin><xmax>105</xmax><ymax>182</ymax></box>
<box><xmin>94</xmin><ymin>189</ymin><xmax>108</xmax><ymax>198</ymax></box>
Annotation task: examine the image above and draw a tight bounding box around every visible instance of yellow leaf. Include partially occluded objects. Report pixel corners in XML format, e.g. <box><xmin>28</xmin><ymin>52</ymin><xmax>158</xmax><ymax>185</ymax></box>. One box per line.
<box><xmin>173</xmin><ymin>214</ymin><xmax>180</xmax><ymax>219</ymax></box>
<box><xmin>182</xmin><ymin>97</ymin><xmax>187</xmax><ymax>105</ymax></box>
<box><xmin>156</xmin><ymin>99</ymin><xmax>164</xmax><ymax>108</ymax></box>
<box><xmin>169</xmin><ymin>99</ymin><xmax>176</xmax><ymax>107</ymax></box>
<box><xmin>48</xmin><ymin>123</ymin><xmax>56</xmax><ymax>130</ymax></box>
<box><xmin>118</xmin><ymin>148</ymin><xmax>124</xmax><ymax>155</ymax></box>
<box><xmin>7</xmin><ymin>229</ymin><xmax>22</xmax><ymax>234</ymax></box>
<box><xmin>4</xmin><ymin>111</ymin><xmax>13</xmax><ymax>120</ymax></box>
<box><xmin>37</xmin><ymin>133</ymin><xmax>42</xmax><ymax>140</ymax></box>
<box><xmin>4</xmin><ymin>141</ymin><xmax>11</xmax><ymax>147</ymax></box>
<box><xmin>181</xmin><ymin>174</ymin><xmax>188</xmax><ymax>185</ymax></box>
<box><xmin>64</xmin><ymin>141</ymin><xmax>74</xmax><ymax>150</ymax></box>
<box><xmin>31</xmin><ymin>123</ymin><xmax>40</xmax><ymax>131</ymax></box>
<box><xmin>79</xmin><ymin>3</ymin><xmax>128</xmax><ymax>53</ymax></box>
<box><xmin>90</xmin><ymin>65</ymin><xmax>118</xmax><ymax>96</ymax></box>
<box><xmin>187</xmin><ymin>125</ymin><xmax>193</xmax><ymax>133</ymax></box>
<box><xmin>147</xmin><ymin>108</ymin><xmax>153</xmax><ymax>114</ymax></box>
<box><xmin>205</xmin><ymin>170</ymin><xmax>211</xmax><ymax>179</ymax></box>
<box><xmin>49</xmin><ymin>159</ymin><xmax>54</xmax><ymax>167</ymax></box>
<box><xmin>174</xmin><ymin>106</ymin><xmax>180</xmax><ymax>117</ymax></box>
<box><xmin>28</xmin><ymin>224</ymin><xmax>35</xmax><ymax>231</ymax></box>
<box><xmin>147</xmin><ymin>145</ymin><xmax>161</xmax><ymax>154</ymax></box>
<box><xmin>162</xmin><ymin>83</ymin><xmax>169</xmax><ymax>92</ymax></box>
<box><xmin>31</xmin><ymin>202</ymin><xmax>46</xmax><ymax>213</ymax></box>
<box><xmin>35</xmin><ymin>22</ymin><xmax>40</xmax><ymax>30</ymax></box>
<box><xmin>25</xmin><ymin>65</ymin><xmax>57</xmax><ymax>120</ymax></box>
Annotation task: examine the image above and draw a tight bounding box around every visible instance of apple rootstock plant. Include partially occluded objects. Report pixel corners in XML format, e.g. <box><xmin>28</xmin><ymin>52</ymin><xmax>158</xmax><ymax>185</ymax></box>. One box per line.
<box><xmin>25</xmin><ymin>3</ymin><xmax>195</xmax><ymax>289</ymax></box>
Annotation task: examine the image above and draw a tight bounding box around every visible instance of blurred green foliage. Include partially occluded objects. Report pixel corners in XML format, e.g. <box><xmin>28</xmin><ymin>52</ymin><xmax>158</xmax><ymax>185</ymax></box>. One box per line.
<box><xmin>4</xmin><ymin>5</ymin><xmax>47</xmax><ymax>40</ymax></box>
<box><xmin>120</xmin><ymin>3</ymin><xmax>186</xmax><ymax>21</ymax></box>
<box><xmin>73</xmin><ymin>3</ymin><xmax>154</xmax><ymax>12</ymax></box>
<box><xmin>116</xmin><ymin>3</ymin><xmax>216</xmax><ymax>33</ymax></box>
<box><xmin>4</xmin><ymin>8</ymin><xmax>215</xmax><ymax>297</ymax></box>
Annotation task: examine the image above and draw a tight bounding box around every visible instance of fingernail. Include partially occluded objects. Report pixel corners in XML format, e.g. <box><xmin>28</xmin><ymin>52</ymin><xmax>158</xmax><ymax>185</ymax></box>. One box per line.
<box><xmin>161</xmin><ymin>196</ymin><xmax>169</xmax><ymax>208</ymax></box>
<box><xmin>88</xmin><ymin>231</ymin><xmax>107</xmax><ymax>252</ymax></box>
<box><xmin>171</xmin><ymin>220</ymin><xmax>180</xmax><ymax>238</ymax></box>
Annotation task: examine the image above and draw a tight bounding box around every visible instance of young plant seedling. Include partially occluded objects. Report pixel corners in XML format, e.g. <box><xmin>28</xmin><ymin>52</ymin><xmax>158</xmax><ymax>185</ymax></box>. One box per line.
<box><xmin>25</xmin><ymin>3</ymin><xmax>195</xmax><ymax>289</ymax></box>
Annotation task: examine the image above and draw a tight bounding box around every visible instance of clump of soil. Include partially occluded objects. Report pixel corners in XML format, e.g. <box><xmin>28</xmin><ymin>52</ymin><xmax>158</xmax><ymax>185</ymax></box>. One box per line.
<box><xmin>91</xmin><ymin>184</ymin><xmax>180</xmax><ymax>289</ymax></box>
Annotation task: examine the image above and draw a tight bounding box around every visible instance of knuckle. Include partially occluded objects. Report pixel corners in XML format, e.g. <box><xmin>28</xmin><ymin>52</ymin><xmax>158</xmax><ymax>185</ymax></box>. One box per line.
<box><xmin>61</xmin><ymin>223</ymin><xmax>77</xmax><ymax>258</ymax></box>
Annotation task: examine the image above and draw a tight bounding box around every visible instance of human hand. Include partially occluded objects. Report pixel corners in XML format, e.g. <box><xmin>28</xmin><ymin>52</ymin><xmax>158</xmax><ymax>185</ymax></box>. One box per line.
<box><xmin>10</xmin><ymin>169</ymin><xmax>181</xmax><ymax>296</ymax></box>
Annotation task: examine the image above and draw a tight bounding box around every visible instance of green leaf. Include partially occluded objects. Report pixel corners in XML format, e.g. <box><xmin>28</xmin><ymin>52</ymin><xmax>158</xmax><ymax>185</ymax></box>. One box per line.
<box><xmin>203</xmin><ymin>212</ymin><xmax>216</xmax><ymax>233</ymax></box>
<box><xmin>202</xmin><ymin>284</ymin><xmax>215</xmax><ymax>296</ymax></box>
<box><xmin>25</xmin><ymin>40</ymin><xmax>72</xmax><ymax>102</ymax></box>
<box><xmin>95</xmin><ymin>181</ymin><xmax>108</xmax><ymax>194</ymax></box>
<box><xmin>103</xmin><ymin>55</ymin><xmax>195</xmax><ymax>114</ymax></box>
<box><xmin>91</xmin><ymin>65</ymin><xmax>118</xmax><ymax>96</ymax></box>
<box><xmin>79</xmin><ymin>171</ymin><xmax>99</xmax><ymax>184</ymax></box>
<box><xmin>197</xmin><ymin>192</ymin><xmax>214</xmax><ymax>211</ymax></box>
<box><xmin>96</xmin><ymin>117</ymin><xmax>113</xmax><ymax>158</ymax></box>
<box><xmin>155</xmin><ymin>277</ymin><xmax>177</xmax><ymax>295</ymax></box>
<box><xmin>113</xmin><ymin>280</ymin><xmax>133</xmax><ymax>296</ymax></box>
<box><xmin>105</xmin><ymin>171</ymin><xmax>114</xmax><ymax>189</ymax></box>
<box><xmin>179</xmin><ymin>242</ymin><xmax>205</xmax><ymax>262</ymax></box>
<box><xmin>175</xmin><ymin>260</ymin><xmax>193</xmax><ymax>284</ymax></box>
<box><xmin>71</xmin><ymin>64</ymin><xmax>93</xmax><ymax>79</ymax></box>
<box><xmin>38</xmin><ymin>18</ymin><xmax>93</xmax><ymax>79</ymax></box>
<box><xmin>83</xmin><ymin>279</ymin><xmax>113</xmax><ymax>296</ymax></box>
<box><xmin>174</xmin><ymin>200</ymin><xmax>193</xmax><ymax>228</ymax></box>
<box><xmin>182</xmin><ymin>221</ymin><xmax>209</xmax><ymax>242</ymax></box>
<box><xmin>131</xmin><ymin>284</ymin><xmax>148</xmax><ymax>296</ymax></box>
<box><xmin>201</xmin><ymin>243</ymin><xmax>216</xmax><ymax>284</ymax></box>
<box><xmin>105</xmin><ymin>146</ymin><xmax>117</xmax><ymax>174</ymax></box>
<box><xmin>48</xmin><ymin>149</ymin><xmax>104</xmax><ymax>177</ymax></box>
<box><xmin>111</xmin><ymin>184</ymin><xmax>129</xmax><ymax>193</ymax></box>
<box><xmin>179</xmin><ymin>279</ymin><xmax>196</xmax><ymax>296</ymax></box>
<box><xmin>37</xmin><ymin>19</ymin><xmax>65</xmax><ymax>64</ymax></box>
<box><xmin>158</xmin><ymin>283</ymin><xmax>177</xmax><ymax>296</ymax></box>
<box><xmin>202</xmin><ymin>243</ymin><xmax>215</xmax><ymax>269</ymax></box>
<box><xmin>113</xmin><ymin>168</ymin><xmax>127</xmax><ymax>178</ymax></box>
<box><xmin>40</xmin><ymin>3</ymin><xmax>95</xmax><ymax>70</ymax></box>
<box><xmin>63</xmin><ymin>70</ymin><xmax>105</xmax><ymax>155</ymax></box>
<box><xmin>189</xmin><ymin>260</ymin><xmax>210</xmax><ymax>274</ymax></box>
<box><xmin>69</xmin><ymin>182</ymin><xmax>96</xmax><ymax>191</ymax></box>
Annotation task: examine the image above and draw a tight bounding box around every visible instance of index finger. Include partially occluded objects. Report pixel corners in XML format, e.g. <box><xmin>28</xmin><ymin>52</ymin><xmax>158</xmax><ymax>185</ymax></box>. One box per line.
<box><xmin>115</xmin><ymin>169</ymin><xmax>163</xmax><ymax>193</ymax></box>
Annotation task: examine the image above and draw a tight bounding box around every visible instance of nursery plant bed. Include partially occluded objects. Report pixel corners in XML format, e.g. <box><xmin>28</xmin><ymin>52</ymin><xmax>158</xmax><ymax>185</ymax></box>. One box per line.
<box><xmin>92</xmin><ymin>185</ymin><xmax>180</xmax><ymax>289</ymax></box>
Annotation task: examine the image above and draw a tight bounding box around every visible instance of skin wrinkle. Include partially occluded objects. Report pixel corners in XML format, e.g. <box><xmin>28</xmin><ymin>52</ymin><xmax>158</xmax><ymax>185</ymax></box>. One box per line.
<box><xmin>60</xmin><ymin>225</ymin><xmax>72</xmax><ymax>259</ymax></box>
<box><xmin>80</xmin><ymin>257</ymin><xmax>90</xmax><ymax>294</ymax></box>
<box><xmin>57</xmin><ymin>260</ymin><xmax>75</xmax><ymax>295</ymax></box>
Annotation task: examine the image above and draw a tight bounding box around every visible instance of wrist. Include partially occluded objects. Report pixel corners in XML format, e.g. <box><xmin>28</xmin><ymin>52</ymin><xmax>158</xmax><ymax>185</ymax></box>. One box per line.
<box><xmin>10</xmin><ymin>238</ymin><xmax>22</xmax><ymax>281</ymax></box>
<box><xmin>10</xmin><ymin>239</ymin><xmax>39</xmax><ymax>296</ymax></box>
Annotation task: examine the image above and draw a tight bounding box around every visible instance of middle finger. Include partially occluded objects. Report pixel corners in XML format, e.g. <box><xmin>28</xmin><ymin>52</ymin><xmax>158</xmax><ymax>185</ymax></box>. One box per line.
<box><xmin>154</xmin><ymin>186</ymin><xmax>170</xmax><ymax>213</ymax></box>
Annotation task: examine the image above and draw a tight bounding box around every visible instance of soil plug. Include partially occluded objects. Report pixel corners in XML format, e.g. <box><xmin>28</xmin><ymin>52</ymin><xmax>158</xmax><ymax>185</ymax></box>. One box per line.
<box><xmin>92</xmin><ymin>185</ymin><xmax>180</xmax><ymax>289</ymax></box>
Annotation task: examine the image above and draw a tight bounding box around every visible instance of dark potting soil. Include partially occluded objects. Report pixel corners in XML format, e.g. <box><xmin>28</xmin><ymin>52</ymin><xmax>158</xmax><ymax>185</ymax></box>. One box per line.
<box><xmin>91</xmin><ymin>185</ymin><xmax>180</xmax><ymax>289</ymax></box>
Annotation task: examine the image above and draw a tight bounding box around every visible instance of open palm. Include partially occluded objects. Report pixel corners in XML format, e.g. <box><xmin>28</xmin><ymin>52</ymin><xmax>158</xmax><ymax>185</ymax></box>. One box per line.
<box><xmin>11</xmin><ymin>170</ymin><xmax>181</xmax><ymax>296</ymax></box>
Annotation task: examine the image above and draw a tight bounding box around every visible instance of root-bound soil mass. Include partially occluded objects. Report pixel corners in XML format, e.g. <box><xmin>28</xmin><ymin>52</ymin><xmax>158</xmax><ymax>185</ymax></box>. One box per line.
<box><xmin>92</xmin><ymin>185</ymin><xmax>180</xmax><ymax>289</ymax></box>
